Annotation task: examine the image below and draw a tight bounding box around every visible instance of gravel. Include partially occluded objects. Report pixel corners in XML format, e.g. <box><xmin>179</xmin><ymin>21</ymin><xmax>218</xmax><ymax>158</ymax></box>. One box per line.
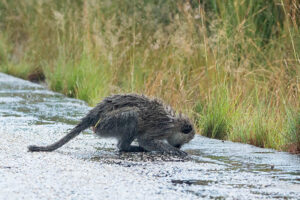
<box><xmin>0</xmin><ymin>72</ymin><xmax>299</xmax><ymax>200</ymax></box>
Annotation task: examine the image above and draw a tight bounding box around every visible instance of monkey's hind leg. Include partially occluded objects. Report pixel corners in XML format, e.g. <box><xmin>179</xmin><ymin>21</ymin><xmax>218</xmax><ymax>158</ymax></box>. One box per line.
<box><xmin>118</xmin><ymin>139</ymin><xmax>147</xmax><ymax>152</ymax></box>
<box><xmin>95</xmin><ymin>107</ymin><xmax>146</xmax><ymax>152</ymax></box>
<box><xmin>117</xmin><ymin>130</ymin><xmax>147</xmax><ymax>152</ymax></box>
<box><xmin>137</xmin><ymin>139</ymin><xmax>188</xmax><ymax>157</ymax></box>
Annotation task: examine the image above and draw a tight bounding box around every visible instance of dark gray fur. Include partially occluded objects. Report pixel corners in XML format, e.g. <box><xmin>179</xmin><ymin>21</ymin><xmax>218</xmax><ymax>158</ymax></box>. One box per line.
<box><xmin>28</xmin><ymin>94</ymin><xmax>195</xmax><ymax>157</ymax></box>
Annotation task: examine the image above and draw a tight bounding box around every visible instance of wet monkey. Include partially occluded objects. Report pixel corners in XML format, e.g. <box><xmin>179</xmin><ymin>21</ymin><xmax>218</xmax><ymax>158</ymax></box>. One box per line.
<box><xmin>28</xmin><ymin>94</ymin><xmax>195</xmax><ymax>157</ymax></box>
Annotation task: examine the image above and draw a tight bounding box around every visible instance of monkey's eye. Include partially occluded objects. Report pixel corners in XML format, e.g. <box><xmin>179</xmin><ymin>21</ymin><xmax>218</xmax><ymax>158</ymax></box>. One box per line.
<box><xmin>181</xmin><ymin>124</ymin><xmax>192</xmax><ymax>134</ymax></box>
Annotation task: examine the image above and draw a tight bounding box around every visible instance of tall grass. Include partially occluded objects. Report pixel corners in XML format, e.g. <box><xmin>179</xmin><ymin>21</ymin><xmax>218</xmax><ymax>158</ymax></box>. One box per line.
<box><xmin>285</xmin><ymin>108</ymin><xmax>300</xmax><ymax>153</ymax></box>
<box><xmin>0</xmin><ymin>0</ymin><xmax>299</xmax><ymax>152</ymax></box>
<box><xmin>195</xmin><ymin>86</ymin><xmax>234</xmax><ymax>140</ymax></box>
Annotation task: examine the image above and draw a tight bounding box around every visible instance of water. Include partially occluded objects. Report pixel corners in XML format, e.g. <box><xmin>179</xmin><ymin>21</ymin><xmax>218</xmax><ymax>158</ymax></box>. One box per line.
<box><xmin>0</xmin><ymin>72</ymin><xmax>299</xmax><ymax>199</ymax></box>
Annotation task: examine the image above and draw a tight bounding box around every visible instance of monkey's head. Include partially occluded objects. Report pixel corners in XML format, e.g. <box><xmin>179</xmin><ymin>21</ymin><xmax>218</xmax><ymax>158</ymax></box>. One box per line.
<box><xmin>167</xmin><ymin>115</ymin><xmax>195</xmax><ymax>149</ymax></box>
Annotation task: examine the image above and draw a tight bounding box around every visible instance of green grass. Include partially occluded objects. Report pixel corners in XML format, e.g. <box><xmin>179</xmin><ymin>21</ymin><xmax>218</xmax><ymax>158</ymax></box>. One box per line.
<box><xmin>0</xmin><ymin>0</ymin><xmax>299</xmax><ymax>152</ymax></box>
<box><xmin>285</xmin><ymin>109</ymin><xmax>300</xmax><ymax>153</ymax></box>
<box><xmin>194</xmin><ymin>86</ymin><xmax>234</xmax><ymax>140</ymax></box>
<box><xmin>44</xmin><ymin>52</ymin><xmax>112</xmax><ymax>104</ymax></box>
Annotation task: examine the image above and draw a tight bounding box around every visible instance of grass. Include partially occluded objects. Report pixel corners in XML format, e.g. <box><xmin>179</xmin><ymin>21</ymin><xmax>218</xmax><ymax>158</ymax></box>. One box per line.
<box><xmin>44</xmin><ymin>52</ymin><xmax>111</xmax><ymax>104</ymax></box>
<box><xmin>285</xmin><ymin>108</ymin><xmax>300</xmax><ymax>153</ymax></box>
<box><xmin>0</xmin><ymin>0</ymin><xmax>299</xmax><ymax>152</ymax></box>
<box><xmin>194</xmin><ymin>86</ymin><xmax>234</xmax><ymax>140</ymax></box>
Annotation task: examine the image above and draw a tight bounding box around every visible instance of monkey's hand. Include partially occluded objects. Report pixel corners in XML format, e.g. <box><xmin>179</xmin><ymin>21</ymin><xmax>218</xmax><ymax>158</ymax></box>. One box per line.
<box><xmin>170</xmin><ymin>149</ymin><xmax>188</xmax><ymax>157</ymax></box>
<box><xmin>138</xmin><ymin>139</ymin><xmax>188</xmax><ymax>157</ymax></box>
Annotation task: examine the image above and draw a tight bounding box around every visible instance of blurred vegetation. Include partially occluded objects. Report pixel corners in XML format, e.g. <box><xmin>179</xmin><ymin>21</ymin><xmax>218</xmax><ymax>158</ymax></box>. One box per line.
<box><xmin>0</xmin><ymin>0</ymin><xmax>299</xmax><ymax>152</ymax></box>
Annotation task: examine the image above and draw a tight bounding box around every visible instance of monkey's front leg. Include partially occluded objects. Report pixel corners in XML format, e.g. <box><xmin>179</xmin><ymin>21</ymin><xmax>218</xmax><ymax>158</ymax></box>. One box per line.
<box><xmin>137</xmin><ymin>139</ymin><xmax>188</xmax><ymax>157</ymax></box>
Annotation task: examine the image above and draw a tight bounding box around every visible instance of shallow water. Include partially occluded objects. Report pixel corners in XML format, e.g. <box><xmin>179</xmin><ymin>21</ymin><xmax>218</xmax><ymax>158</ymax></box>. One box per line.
<box><xmin>0</xmin><ymin>72</ymin><xmax>299</xmax><ymax>199</ymax></box>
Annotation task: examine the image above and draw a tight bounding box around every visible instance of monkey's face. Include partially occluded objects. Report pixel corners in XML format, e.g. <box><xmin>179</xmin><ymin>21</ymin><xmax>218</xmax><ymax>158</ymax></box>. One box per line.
<box><xmin>167</xmin><ymin>118</ymin><xmax>195</xmax><ymax>149</ymax></box>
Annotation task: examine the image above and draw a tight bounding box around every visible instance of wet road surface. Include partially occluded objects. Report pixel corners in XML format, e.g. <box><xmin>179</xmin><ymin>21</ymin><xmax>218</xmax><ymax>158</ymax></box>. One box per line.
<box><xmin>0</xmin><ymin>73</ymin><xmax>299</xmax><ymax>199</ymax></box>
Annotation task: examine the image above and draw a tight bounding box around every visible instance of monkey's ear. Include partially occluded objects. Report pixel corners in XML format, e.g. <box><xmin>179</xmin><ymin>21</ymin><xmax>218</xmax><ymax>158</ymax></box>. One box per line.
<box><xmin>181</xmin><ymin>124</ymin><xmax>192</xmax><ymax>134</ymax></box>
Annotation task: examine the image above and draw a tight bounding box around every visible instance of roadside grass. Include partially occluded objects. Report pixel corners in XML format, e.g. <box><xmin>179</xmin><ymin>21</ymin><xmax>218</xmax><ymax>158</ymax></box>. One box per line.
<box><xmin>44</xmin><ymin>53</ymin><xmax>112</xmax><ymax>104</ymax></box>
<box><xmin>229</xmin><ymin>105</ymin><xmax>285</xmax><ymax>149</ymax></box>
<box><xmin>0</xmin><ymin>0</ymin><xmax>299</xmax><ymax>152</ymax></box>
<box><xmin>194</xmin><ymin>85</ymin><xmax>234</xmax><ymax>140</ymax></box>
<box><xmin>1</xmin><ymin>62</ymin><xmax>36</xmax><ymax>80</ymax></box>
<box><xmin>285</xmin><ymin>109</ymin><xmax>300</xmax><ymax>153</ymax></box>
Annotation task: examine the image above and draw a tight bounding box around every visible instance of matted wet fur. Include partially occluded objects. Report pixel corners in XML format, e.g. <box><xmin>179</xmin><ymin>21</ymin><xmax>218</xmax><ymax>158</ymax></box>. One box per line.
<box><xmin>28</xmin><ymin>94</ymin><xmax>195</xmax><ymax>157</ymax></box>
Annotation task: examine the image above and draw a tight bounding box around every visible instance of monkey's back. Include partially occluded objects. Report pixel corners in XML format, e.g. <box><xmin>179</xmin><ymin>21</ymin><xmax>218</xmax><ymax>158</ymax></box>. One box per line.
<box><xmin>91</xmin><ymin>94</ymin><xmax>177</xmax><ymax>137</ymax></box>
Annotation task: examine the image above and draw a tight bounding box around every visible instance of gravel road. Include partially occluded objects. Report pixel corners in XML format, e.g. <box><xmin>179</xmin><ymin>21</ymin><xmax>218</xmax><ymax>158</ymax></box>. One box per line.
<box><xmin>0</xmin><ymin>72</ymin><xmax>299</xmax><ymax>199</ymax></box>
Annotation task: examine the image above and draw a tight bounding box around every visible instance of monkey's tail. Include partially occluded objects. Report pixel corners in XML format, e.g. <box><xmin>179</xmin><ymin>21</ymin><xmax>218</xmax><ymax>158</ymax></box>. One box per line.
<box><xmin>28</xmin><ymin>115</ymin><xmax>94</xmax><ymax>152</ymax></box>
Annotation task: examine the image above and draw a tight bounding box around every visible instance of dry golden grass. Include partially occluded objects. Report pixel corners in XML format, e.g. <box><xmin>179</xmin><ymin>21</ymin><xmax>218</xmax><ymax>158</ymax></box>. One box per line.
<box><xmin>0</xmin><ymin>0</ymin><xmax>299</xmax><ymax>151</ymax></box>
